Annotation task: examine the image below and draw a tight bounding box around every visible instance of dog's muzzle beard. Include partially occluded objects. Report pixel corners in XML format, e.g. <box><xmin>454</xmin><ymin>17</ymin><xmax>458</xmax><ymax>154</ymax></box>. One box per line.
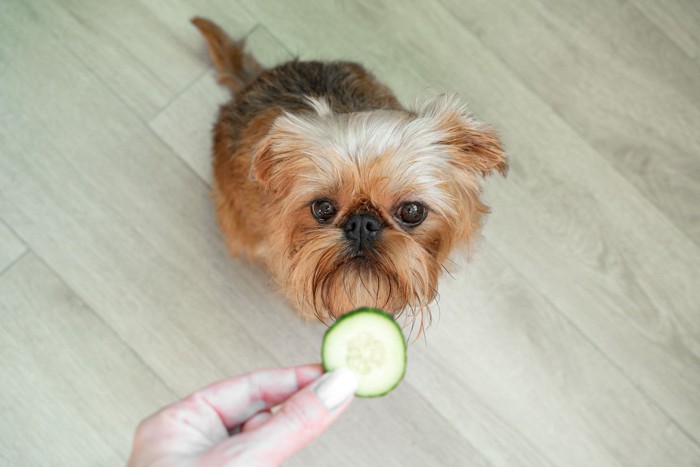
<box><xmin>303</xmin><ymin>217</ymin><xmax>436</xmax><ymax>327</ymax></box>
<box><xmin>309</xmin><ymin>247</ymin><xmax>402</xmax><ymax>322</ymax></box>
<box><xmin>309</xmin><ymin>211</ymin><xmax>397</xmax><ymax>318</ymax></box>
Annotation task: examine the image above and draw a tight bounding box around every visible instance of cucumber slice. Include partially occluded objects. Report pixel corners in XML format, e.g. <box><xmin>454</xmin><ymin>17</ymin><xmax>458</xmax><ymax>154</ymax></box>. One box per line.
<box><xmin>322</xmin><ymin>307</ymin><xmax>407</xmax><ymax>397</ymax></box>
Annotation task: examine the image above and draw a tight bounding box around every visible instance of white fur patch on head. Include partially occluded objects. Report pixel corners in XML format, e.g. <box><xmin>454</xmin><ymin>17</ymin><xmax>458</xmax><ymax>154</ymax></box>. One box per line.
<box><xmin>268</xmin><ymin>94</ymin><xmax>482</xmax><ymax>218</ymax></box>
<box><xmin>291</xmin><ymin>94</ymin><xmax>474</xmax><ymax>165</ymax></box>
<box><xmin>304</xmin><ymin>96</ymin><xmax>333</xmax><ymax>116</ymax></box>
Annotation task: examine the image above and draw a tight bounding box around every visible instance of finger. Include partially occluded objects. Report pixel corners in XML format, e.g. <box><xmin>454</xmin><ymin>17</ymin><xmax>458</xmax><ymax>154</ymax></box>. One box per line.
<box><xmin>242</xmin><ymin>367</ymin><xmax>358</xmax><ymax>464</ymax></box>
<box><xmin>144</xmin><ymin>364</ymin><xmax>324</xmax><ymax>438</ymax></box>
<box><xmin>241</xmin><ymin>410</ymin><xmax>273</xmax><ymax>432</ymax></box>
<box><xmin>231</xmin><ymin>364</ymin><xmax>323</xmax><ymax>429</ymax></box>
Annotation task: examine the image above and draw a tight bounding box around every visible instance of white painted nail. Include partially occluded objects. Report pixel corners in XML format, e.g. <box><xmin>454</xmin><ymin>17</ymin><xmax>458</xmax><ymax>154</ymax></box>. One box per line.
<box><xmin>314</xmin><ymin>368</ymin><xmax>358</xmax><ymax>411</ymax></box>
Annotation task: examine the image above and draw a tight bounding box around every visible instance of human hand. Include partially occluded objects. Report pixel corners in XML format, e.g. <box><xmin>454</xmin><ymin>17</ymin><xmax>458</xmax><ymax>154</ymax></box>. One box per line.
<box><xmin>128</xmin><ymin>364</ymin><xmax>358</xmax><ymax>467</ymax></box>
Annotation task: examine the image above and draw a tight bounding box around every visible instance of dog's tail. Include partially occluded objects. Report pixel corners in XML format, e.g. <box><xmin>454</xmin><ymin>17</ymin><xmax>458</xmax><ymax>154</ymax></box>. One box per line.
<box><xmin>191</xmin><ymin>17</ymin><xmax>264</xmax><ymax>93</ymax></box>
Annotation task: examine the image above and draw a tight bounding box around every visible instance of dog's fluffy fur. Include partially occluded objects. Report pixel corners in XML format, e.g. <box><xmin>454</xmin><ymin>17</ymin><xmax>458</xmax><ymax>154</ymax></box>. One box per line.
<box><xmin>193</xmin><ymin>18</ymin><xmax>507</xmax><ymax>328</ymax></box>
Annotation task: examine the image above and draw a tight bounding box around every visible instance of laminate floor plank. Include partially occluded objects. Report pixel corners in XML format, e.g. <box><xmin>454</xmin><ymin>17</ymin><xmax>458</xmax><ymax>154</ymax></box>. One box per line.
<box><xmin>0</xmin><ymin>253</ymin><xmax>174</xmax><ymax>465</ymax></box>
<box><xmin>632</xmin><ymin>0</ymin><xmax>700</xmax><ymax>60</ymax></box>
<box><xmin>2</xmin><ymin>0</ymin><xmax>699</xmax><ymax>465</ymax></box>
<box><xmin>21</xmin><ymin>0</ymin><xmax>257</xmax><ymax>120</ymax></box>
<box><xmin>411</xmin><ymin>244</ymin><xmax>700</xmax><ymax>467</ymax></box>
<box><xmin>438</xmin><ymin>0</ymin><xmax>700</xmax><ymax>246</ymax></box>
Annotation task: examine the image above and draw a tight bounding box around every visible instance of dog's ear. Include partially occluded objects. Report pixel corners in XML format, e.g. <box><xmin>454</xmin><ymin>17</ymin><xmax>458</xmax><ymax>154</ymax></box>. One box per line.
<box><xmin>250</xmin><ymin>131</ymin><xmax>276</xmax><ymax>189</ymax></box>
<box><xmin>419</xmin><ymin>95</ymin><xmax>508</xmax><ymax>177</ymax></box>
<box><xmin>249</xmin><ymin>112</ymin><xmax>305</xmax><ymax>196</ymax></box>
<box><xmin>247</xmin><ymin>108</ymin><xmax>289</xmax><ymax>190</ymax></box>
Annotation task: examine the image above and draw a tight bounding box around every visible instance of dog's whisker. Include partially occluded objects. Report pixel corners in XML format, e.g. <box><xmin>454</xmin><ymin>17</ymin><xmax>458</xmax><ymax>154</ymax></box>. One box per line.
<box><xmin>440</xmin><ymin>263</ymin><xmax>456</xmax><ymax>280</ymax></box>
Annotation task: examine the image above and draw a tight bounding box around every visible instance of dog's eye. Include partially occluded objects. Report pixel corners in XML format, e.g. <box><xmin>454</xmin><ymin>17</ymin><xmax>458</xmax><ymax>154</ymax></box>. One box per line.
<box><xmin>396</xmin><ymin>202</ymin><xmax>427</xmax><ymax>227</ymax></box>
<box><xmin>311</xmin><ymin>199</ymin><xmax>337</xmax><ymax>223</ymax></box>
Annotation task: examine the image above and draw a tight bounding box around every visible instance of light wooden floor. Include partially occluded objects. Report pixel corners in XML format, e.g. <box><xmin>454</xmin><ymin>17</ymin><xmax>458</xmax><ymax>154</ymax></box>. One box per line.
<box><xmin>1</xmin><ymin>0</ymin><xmax>699</xmax><ymax>465</ymax></box>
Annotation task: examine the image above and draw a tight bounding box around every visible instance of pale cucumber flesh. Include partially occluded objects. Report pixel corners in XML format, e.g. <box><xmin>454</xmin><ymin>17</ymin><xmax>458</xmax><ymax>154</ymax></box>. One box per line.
<box><xmin>322</xmin><ymin>308</ymin><xmax>407</xmax><ymax>397</ymax></box>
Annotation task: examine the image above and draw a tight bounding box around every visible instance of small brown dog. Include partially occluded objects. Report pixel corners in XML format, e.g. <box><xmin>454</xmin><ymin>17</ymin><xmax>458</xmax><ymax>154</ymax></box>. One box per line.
<box><xmin>192</xmin><ymin>18</ymin><xmax>507</xmax><ymax>328</ymax></box>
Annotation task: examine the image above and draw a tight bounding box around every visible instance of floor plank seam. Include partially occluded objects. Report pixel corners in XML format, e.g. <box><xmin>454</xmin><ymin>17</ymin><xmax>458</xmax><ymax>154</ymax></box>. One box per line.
<box><xmin>148</xmin><ymin>66</ymin><xmax>212</xmax><ymax>124</ymax></box>
<box><xmin>0</xmin><ymin>218</ymin><xmax>29</xmax><ymax>276</ymax></box>
<box><xmin>251</xmin><ymin>22</ymin><xmax>298</xmax><ymax>59</ymax></box>
<box><xmin>144</xmin><ymin>122</ymin><xmax>213</xmax><ymax>188</ymax></box>
<box><xmin>0</xmin><ymin>249</ymin><xmax>31</xmax><ymax>280</ymax></box>
<box><xmin>163</xmin><ymin>19</ymin><xmax>262</xmax><ymax>124</ymax></box>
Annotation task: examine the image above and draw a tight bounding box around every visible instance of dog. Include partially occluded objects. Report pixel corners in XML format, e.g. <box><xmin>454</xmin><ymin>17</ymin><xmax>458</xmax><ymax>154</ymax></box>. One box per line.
<box><xmin>192</xmin><ymin>18</ymin><xmax>507</xmax><ymax>329</ymax></box>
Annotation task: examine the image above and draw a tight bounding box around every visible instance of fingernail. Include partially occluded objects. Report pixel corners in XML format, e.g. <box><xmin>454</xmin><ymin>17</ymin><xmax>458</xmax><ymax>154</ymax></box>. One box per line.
<box><xmin>314</xmin><ymin>368</ymin><xmax>358</xmax><ymax>411</ymax></box>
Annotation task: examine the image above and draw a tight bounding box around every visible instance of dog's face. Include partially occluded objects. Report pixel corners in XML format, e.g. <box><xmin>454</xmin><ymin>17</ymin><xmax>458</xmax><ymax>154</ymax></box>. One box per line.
<box><xmin>251</xmin><ymin>96</ymin><xmax>507</xmax><ymax>327</ymax></box>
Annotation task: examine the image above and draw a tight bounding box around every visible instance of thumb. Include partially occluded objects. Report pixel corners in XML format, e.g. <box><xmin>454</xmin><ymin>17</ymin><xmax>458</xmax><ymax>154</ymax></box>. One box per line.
<box><xmin>248</xmin><ymin>367</ymin><xmax>358</xmax><ymax>464</ymax></box>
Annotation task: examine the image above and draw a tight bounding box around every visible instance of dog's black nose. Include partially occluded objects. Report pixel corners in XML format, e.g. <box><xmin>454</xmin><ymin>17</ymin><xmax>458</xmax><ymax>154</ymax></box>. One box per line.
<box><xmin>343</xmin><ymin>213</ymin><xmax>383</xmax><ymax>251</ymax></box>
